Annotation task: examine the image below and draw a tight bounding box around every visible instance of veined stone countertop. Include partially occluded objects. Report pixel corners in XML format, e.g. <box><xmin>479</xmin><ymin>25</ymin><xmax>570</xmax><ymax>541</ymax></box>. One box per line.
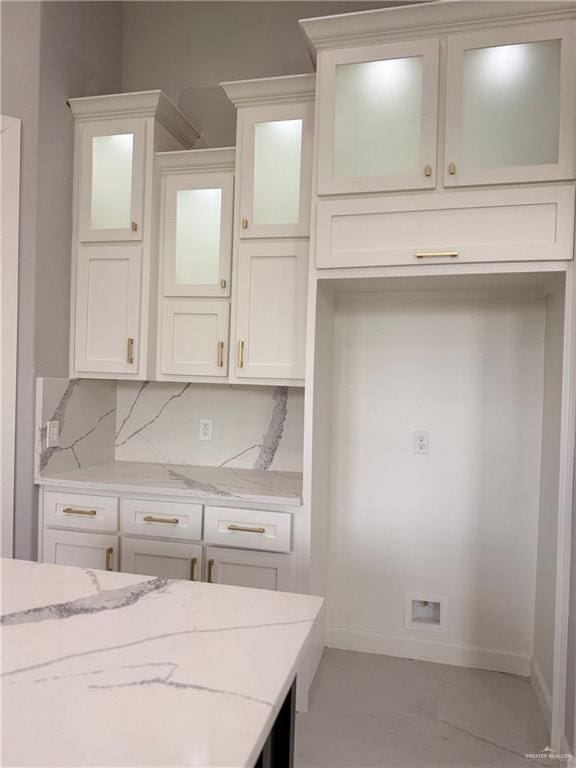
<box><xmin>1</xmin><ymin>558</ymin><xmax>322</xmax><ymax>767</ymax></box>
<box><xmin>37</xmin><ymin>460</ymin><xmax>303</xmax><ymax>507</ymax></box>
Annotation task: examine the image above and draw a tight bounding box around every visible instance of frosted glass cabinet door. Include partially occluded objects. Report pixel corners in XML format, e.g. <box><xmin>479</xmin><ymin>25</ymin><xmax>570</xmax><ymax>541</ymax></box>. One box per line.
<box><xmin>317</xmin><ymin>39</ymin><xmax>439</xmax><ymax>194</ymax></box>
<box><xmin>234</xmin><ymin>240</ymin><xmax>308</xmax><ymax>381</ymax></box>
<box><xmin>78</xmin><ymin>120</ymin><xmax>145</xmax><ymax>242</ymax></box>
<box><xmin>444</xmin><ymin>22</ymin><xmax>576</xmax><ymax>186</ymax></box>
<box><xmin>74</xmin><ymin>245</ymin><xmax>141</xmax><ymax>375</ymax></box>
<box><xmin>162</xmin><ymin>172</ymin><xmax>233</xmax><ymax>297</ymax></box>
<box><xmin>238</xmin><ymin>103</ymin><xmax>313</xmax><ymax>238</ymax></box>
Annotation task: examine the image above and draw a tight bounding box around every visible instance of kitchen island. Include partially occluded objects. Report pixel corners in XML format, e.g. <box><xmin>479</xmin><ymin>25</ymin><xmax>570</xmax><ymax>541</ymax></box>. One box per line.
<box><xmin>1</xmin><ymin>558</ymin><xmax>323</xmax><ymax>767</ymax></box>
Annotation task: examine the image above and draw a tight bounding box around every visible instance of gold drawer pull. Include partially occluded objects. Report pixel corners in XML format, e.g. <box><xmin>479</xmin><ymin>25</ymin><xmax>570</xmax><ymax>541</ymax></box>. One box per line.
<box><xmin>241</xmin><ymin>218</ymin><xmax>248</xmax><ymax>229</ymax></box>
<box><xmin>105</xmin><ymin>547</ymin><xmax>114</xmax><ymax>571</ymax></box>
<box><xmin>228</xmin><ymin>523</ymin><xmax>266</xmax><ymax>534</ymax></box>
<box><xmin>63</xmin><ymin>507</ymin><xmax>97</xmax><ymax>517</ymax></box>
<box><xmin>416</xmin><ymin>251</ymin><xmax>459</xmax><ymax>259</ymax></box>
<box><xmin>143</xmin><ymin>515</ymin><xmax>179</xmax><ymax>525</ymax></box>
<box><xmin>237</xmin><ymin>340</ymin><xmax>245</xmax><ymax>368</ymax></box>
<box><xmin>190</xmin><ymin>557</ymin><xmax>197</xmax><ymax>581</ymax></box>
<box><xmin>220</xmin><ymin>278</ymin><xmax>227</xmax><ymax>289</ymax></box>
<box><xmin>217</xmin><ymin>340</ymin><xmax>224</xmax><ymax>368</ymax></box>
<box><xmin>424</xmin><ymin>164</ymin><xmax>432</xmax><ymax>177</ymax></box>
<box><xmin>207</xmin><ymin>558</ymin><xmax>215</xmax><ymax>583</ymax></box>
<box><xmin>127</xmin><ymin>337</ymin><xmax>134</xmax><ymax>364</ymax></box>
<box><xmin>448</xmin><ymin>162</ymin><xmax>456</xmax><ymax>175</ymax></box>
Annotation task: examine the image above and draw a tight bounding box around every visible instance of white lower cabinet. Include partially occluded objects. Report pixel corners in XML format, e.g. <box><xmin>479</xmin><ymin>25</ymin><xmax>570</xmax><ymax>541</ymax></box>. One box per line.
<box><xmin>121</xmin><ymin>537</ymin><xmax>202</xmax><ymax>580</ymax></box>
<box><xmin>205</xmin><ymin>545</ymin><xmax>293</xmax><ymax>591</ymax></box>
<box><xmin>43</xmin><ymin>529</ymin><xmax>119</xmax><ymax>571</ymax></box>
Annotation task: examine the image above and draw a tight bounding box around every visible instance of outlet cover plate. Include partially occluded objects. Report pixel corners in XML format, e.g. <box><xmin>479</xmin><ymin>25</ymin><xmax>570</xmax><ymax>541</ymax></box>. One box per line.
<box><xmin>199</xmin><ymin>419</ymin><xmax>213</xmax><ymax>441</ymax></box>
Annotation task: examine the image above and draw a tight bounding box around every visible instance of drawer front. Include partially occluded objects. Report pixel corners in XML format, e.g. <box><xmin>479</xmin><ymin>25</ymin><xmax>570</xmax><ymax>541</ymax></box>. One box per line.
<box><xmin>204</xmin><ymin>506</ymin><xmax>292</xmax><ymax>553</ymax></box>
<box><xmin>317</xmin><ymin>186</ymin><xmax>575</xmax><ymax>268</ymax></box>
<box><xmin>120</xmin><ymin>498</ymin><xmax>203</xmax><ymax>541</ymax></box>
<box><xmin>44</xmin><ymin>491</ymin><xmax>118</xmax><ymax>532</ymax></box>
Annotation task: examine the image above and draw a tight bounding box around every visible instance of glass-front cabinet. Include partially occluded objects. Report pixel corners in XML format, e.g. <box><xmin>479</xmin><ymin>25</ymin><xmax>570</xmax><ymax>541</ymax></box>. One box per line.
<box><xmin>160</xmin><ymin>159</ymin><xmax>234</xmax><ymax>297</ymax></box>
<box><xmin>78</xmin><ymin>120</ymin><xmax>145</xmax><ymax>242</ymax></box>
<box><xmin>238</xmin><ymin>102</ymin><xmax>314</xmax><ymax>237</ymax></box>
<box><xmin>316</xmin><ymin>39</ymin><xmax>440</xmax><ymax>194</ymax></box>
<box><xmin>444</xmin><ymin>22</ymin><xmax>576</xmax><ymax>186</ymax></box>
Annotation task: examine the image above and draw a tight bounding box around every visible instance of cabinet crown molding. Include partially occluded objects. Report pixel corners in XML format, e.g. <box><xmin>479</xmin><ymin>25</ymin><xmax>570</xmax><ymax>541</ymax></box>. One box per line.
<box><xmin>299</xmin><ymin>0</ymin><xmax>576</xmax><ymax>56</ymax></box>
<box><xmin>157</xmin><ymin>146</ymin><xmax>235</xmax><ymax>174</ymax></box>
<box><xmin>67</xmin><ymin>90</ymin><xmax>200</xmax><ymax>148</ymax></box>
<box><xmin>220</xmin><ymin>73</ymin><xmax>315</xmax><ymax>108</ymax></box>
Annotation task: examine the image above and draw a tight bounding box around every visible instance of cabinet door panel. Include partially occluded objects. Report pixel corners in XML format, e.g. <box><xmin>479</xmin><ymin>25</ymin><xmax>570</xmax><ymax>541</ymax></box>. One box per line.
<box><xmin>43</xmin><ymin>530</ymin><xmax>118</xmax><ymax>571</ymax></box>
<box><xmin>74</xmin><ymin>245</ymin><xmax>141</xmax><ymax>375</ymax></box>
<box><xmin>235</xmin><ymin>241</ymin><xmax>307</xmax><ymax>380</ymax></box>
<box><xmin>161</xmin><ymin>299</ymin><xmax>229</xmax><ymax>377</ymax></box>
<box><xmin>444</xmin><ymin>21</ymin><xmax>576</xmax><ymax>186</ymax></box>
<box><xmin>78</xmin><ymin>120</ymin><xmax>145</xmax><ymax>242</ymax></box>
<box><xmin>239</xmin><ymin>103</ymin><xmax>313</xmax><ymax>238</ymax></box>
<box><xmin>205</xmin><ymin>546</ymin><xmax>293</xmax><ymax>592</ymax></box>
<box><xmin>162</xmin><ymin>172</ymin><xmax>233</xmax><ymax>297</ymax></box>
<box><xmin>121</xmin><ymin>538</ymin><xmax>202</xmax><ymax>580</ymax></box>
<box><xmin>317</xmin><ymin>39</ymin><xmax>439</xmax><ymax>195</ymax></box>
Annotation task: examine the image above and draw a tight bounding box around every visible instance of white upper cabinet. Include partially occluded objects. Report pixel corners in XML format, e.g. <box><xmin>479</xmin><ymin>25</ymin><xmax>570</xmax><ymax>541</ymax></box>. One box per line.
<box><xmin>221</xmin><ymin>74</ymin><xmax>315</xmax><ymax>238</ymax></box>
<box><xmin>158</xmin><ymin>149</ymin><xmax>235</xmax><ymax>297</ymax></box>
<box><xmin>444</xmin><ymin>21</ymin><xmax>576</xmax><ymax>186</ymax></box>
<box><xmin>75</xmin><ymin>245</ymin><xmax>141</xmax><ymax>375</ymax></box>
<box><xmin>68</xmin><ymin>91</ymin><xmax>199</xmax><ymax>379</ymax></box>
<box><xmin>316</xmin><ymin>39</ymin><xmax>439</xmax><ymax>195</ymax></box>
<box><xmin>78</xmin><ymin>121</ymin><xmax>145</xmax><ymax>242</ymax></box>
<box><xmin>301</xmin><ymin>4</ymin><xmax>576</xmax><ymax>193</ymax></box>
<box><xmin>234</xmin><ymin>240</ymin><xmax>308</xmax><ymax>381</ymax></box>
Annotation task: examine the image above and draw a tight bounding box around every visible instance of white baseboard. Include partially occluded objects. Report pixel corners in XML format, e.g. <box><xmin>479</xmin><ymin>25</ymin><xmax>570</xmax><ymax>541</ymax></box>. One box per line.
<box><xmin>531</xmin><ymin>656</ymin><xmax>552</xmax><ymax>733</ymax></box>
<box><xmin>326</xmin><ymin>625</ymin><xmax>531</xmax><ymax>676</ymax></box>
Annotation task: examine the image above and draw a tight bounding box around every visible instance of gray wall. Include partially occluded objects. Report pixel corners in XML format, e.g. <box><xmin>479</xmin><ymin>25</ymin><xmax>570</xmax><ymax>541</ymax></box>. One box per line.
<box><xmin>121</xmin><ymin>1</ymin><xmax>385</xmax><ymax>147</ymax></box>
<box><xmin>0</xmin><ymin>1</ymin><xmax>123</xmax><ymax>559</ymax></box>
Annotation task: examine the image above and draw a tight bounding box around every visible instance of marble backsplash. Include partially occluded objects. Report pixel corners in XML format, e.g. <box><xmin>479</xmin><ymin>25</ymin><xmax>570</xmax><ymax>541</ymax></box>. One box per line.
<box><xmin>115</xmin><ymin>382</ymin><xmax>304</xmax><ymax>472</ymax></box>
<box><xmin>36</xmin><ymin>379</ymin><xmax>304</xmax><ymax>476</ymax></box>
<box><xmin>35</xmin><ymin>378</ymin><xmax>116</xmax><ymax>478</ymax></box>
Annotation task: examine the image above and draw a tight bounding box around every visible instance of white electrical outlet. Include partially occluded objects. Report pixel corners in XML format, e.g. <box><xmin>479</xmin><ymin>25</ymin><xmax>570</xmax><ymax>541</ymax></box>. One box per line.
<box><xmin>46</xmin><ymin>420</ymin><xmax>60</xmax><ymax>448</ymax></box>
<box><xmin>414</xmin><ymin>431</ymin><xmax>429</xmax><ymax>455</ymax></box>
<box><xmin>199</xmin><ymin>419</ymin><xmax>213</xmax><ymax>441</ymax></box>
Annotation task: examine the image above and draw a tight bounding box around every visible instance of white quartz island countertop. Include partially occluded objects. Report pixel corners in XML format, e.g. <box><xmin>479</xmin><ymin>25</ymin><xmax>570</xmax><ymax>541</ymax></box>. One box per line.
<box><xmin>1</xmin><ymin>558</ymin><xmax>322</xmax><ymax>767</ymax></box>
<box><xmin>38</xmin><ymin>460</ymin><xmax>303</xmax><ymax>507</ymax></box>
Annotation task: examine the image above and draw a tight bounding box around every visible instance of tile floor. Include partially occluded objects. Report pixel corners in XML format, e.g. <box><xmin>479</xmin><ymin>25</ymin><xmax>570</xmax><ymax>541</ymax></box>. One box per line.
<box><xmin>296</xmin><ymin>648</ymin><xmax>561</xmax><ymax>768</ymax></box>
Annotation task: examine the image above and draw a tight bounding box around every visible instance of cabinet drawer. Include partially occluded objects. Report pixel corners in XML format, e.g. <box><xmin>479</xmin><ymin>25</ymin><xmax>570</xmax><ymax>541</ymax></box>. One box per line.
<box><xmin>317</xmin><ymin>186</ymin><xmax>575</xmax><ymax>268</ymax></box>
<box><xmin>44</xmin><ymin>491</ymin><xmax>118</xmax><ymax>532</ymax></box>
<box><xmin>204</xmin><ymin>506</ymin><xmax>292</xmax><ymax>553</ymax></box>
<box><xmin>120</xmin><ymin>498</ymin><xmax>203</xmax><ymax>541</ymax></box>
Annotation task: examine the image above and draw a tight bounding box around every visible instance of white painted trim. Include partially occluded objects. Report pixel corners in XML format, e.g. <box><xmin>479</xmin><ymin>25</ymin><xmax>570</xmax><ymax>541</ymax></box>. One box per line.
<box><xmin>326</xmin><ymin>625</ymin><xmax>532</xmax><ymax>676</ymax></box>
<box><xmin>531</xmin><ymin>655</ymin><xmax>553</xmax><ymax>732</ymax></box>
<box><xmin>0</xmin><ymin>115</ymin><xmax>21</xmax><ymax>558</ymax></box>
<box><xmin>221</xmin><ymin>73</ymin><xmax>315</xmax><ymax>108</ymax></box>
<box><xmin>299</xmin><ymin>1</ymin><xmax>576</xmax><ymax>56</ymax></box>
<box><xmin>157</xmin><ymin>147</ymin><xmax>235</xmax><ymax>175</ymax></box>
<box><xmin>550</xmin><ymin>262</ymin><xmax>576</xmax><ymax>750</ymax></box>
<box><xmin>68</xmin><ymin>90</ymin><xmax>199</xmax><ymax>148</ymax></box>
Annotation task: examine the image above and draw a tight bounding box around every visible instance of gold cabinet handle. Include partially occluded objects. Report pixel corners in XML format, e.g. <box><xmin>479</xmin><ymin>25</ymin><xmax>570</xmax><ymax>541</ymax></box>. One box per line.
<box><xmin>416</xmin><ymin>251</ymin><xmax>459</xmax><ymax>259</ymax></box>
<box><xmin>217</xmin><ymin>341</ymin><xmax>224</xmax><ymax>368</ymax></box>
<box><xmin>131</xmin><ymin>222</ymin><xmax>138</xmax><ymax>232</ymax></box>
<box><xmin>237</xmin><ymin>340</ymin><xmax>245</xmax><ymax>368</ymax></box>
<box><xmin>207</xmin><ymin>558</ymin><xmax>215</xmax><ymax>583</ymax></box>
<box><xmin>424</xmin><ymin>164</ymin><xmax>432</xmax><ymax>177</ymax></box>
<box><xmin>241</xmin><ymin>218</ymin><xmax>248</xmax><ymax>229</ymax></box>
<box><xmin>127</xmin><ymin>337</ymin><xmax>134</xmax><ymax>364</ymax></box>
<box><xmin>63</xmin><ymin>507</ymin><xmax>97</xmax><ymax>517</ymax></box>
<box><xmin>228</xmin><ymin>523</ymin><xmax>266</xmax><ymax>534</ymax></box>
<box><xmin>142</xmin><ymin>515</ymin><xmax>179</xmax><ymax>525</ymax></box>
<box><xmin>448</xmin><ymin>162</ymin><xmax>456</xmax><ymax>175</ymax></box>
<box><xmin>190</xmin><ymin>557</ymin><xmax>197</xmax><ymax>581</ymax></box>
<box><xmin>105</xmin><ymin>547</ymin><xmax>114</xmax><ymax>571</ymax></box>
<box><xmin>220</xmin><ymin>278</ymin><xmax>227</xmax><ymax>289</ymax></box>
